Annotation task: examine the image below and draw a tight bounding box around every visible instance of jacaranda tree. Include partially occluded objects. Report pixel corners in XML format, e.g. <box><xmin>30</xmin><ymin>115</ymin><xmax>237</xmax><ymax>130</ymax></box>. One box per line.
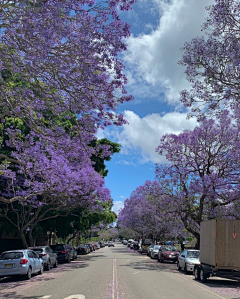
<box><xmin>156</xmin><ymin>111</ymin><xmax>240</xmax><ymax>248</ymax></box>
<box><xmin>0</xmin><ymin>0</ymin><xmax>134</xmax><ymax>204</ymax></box>
<box><xmin>179</xmin><ymin>0</ymin><xmax>240</xmax><ymax>119</ymax></box>
<box><xmin>118</xmin><ymin>180</ymin><xmax>183</xmax><ymax>240</ymax></box>
<box><xmin>0</xmin><ymin>0</ymin><xmax>135</xmax><ymax>247</ymax></box>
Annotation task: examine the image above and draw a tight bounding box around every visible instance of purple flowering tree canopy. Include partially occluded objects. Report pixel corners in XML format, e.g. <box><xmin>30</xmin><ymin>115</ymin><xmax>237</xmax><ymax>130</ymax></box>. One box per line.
<box><xmin>179</xmin><ymin>0</ymin><xmax>240</xmax><ymax>119</ymax></box>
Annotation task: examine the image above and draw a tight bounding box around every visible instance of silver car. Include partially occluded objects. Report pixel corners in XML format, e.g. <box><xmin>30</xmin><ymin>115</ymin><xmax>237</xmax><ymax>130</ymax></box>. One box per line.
<box><xmin>0</xmin><ymin>249</ymin><xmax>44</xmax><ymax>280</ymax></box>
<box><xmin>150</xmin><ymin>245</ymin><xmax>161</xmax><ymax>259</ymax></box>
<box><xmin>177</xmin><ymin>249</ymin><xmax>200</xmax><ymax>274</ymax></box>
<box><xmin>28</xmin><ymin>246</ymin><xmax>58</xmax><ymax>270</ymax></box>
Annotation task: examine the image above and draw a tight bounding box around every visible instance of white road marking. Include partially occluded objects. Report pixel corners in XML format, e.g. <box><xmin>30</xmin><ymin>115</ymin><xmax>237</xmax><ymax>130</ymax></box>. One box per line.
<box><xmin>132</xmin><ymin>271</ymin><xmax>141</xmax><ymax>275</ymax></box>
<box><xmin>112</xmin><ymin>259</ymin><xmax>119</xmax><ymax>299</ymax></box>
<box><xmin>64</xmin><ymin>295</ymin><xmax>86</xmax><ymax>299</ymax></box>
<box><xmin>40</xmin><ymin>295</ymin><xmax>86</xmax><ymax>299</ymax></box>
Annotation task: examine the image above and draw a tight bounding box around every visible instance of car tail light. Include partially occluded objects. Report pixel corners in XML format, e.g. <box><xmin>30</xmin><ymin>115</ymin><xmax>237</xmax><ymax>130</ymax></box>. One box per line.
<box><xmin>20</xmin><ymin>259</ymin><xmax>28</xmax><ymax>264</ymax></box>
<box><xmin>165</xmin><ymin>251</ymin><xmax>170</xmax><ymax>255</ymax></box>
<box><xmin>84</xmin><ymin>248</ymin><xmax>86</xmax><ymax>251</ymax></box>
<box><xmin>61</xmin><ymin>250</ymin><xmax>67</xmax><ymax>254</ymax></box>
<box><xmin>39</xmin><ymin>253</ymin><xmax>46</xmax><ymax>257</ymax></box>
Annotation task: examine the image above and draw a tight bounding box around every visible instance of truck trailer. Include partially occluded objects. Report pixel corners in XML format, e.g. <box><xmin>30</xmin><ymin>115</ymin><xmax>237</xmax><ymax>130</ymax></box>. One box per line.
<box><xmin>194</xmin><ymin>219</ymin><xmax>240</xmax><ymax>282</ymax></box>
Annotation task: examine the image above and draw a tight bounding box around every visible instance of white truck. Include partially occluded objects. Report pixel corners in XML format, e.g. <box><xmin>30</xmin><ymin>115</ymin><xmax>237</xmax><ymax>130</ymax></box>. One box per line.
<box><xmin>194</xmin><ymin>219</ymin><xmax>240</xmax><ymax>282</ymax></box>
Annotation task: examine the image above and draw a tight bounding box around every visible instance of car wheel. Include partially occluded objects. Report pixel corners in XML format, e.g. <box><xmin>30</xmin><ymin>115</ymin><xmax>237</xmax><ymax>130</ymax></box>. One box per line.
<box><xmin>25</xmin><ymin>267</ymin><xmax>32</xmax><ymax>280</ymax></box>
<box><xmin>200</xmin><ymin>268</ymin><xmax>207</xmax><ymax>282</ymax></box>
<box><xmin>38</xmin><ymin>264</ymin><xmax>44</xmax><ymax>275</ymax></box>
<box><xmin>45</xmin><ymin>261</ymin><xmax>51</xmax><ymax>271</ymax></box>
<box><xmin>53</xmin><ymin>259</ymin><xmax>58</xmax><ymax>268</ymax></box>
<box><xmin>177</xmin><ymin>262</ymin><xmax>181</xmax><ymax>271</ymax></box>
<box><xmin>194</xmin><ymin>267</ymin><xmax>200</xmax><ymax>281</ymax></box>
<box><xmin>160</xmin><ymin>256</ymin><xmax>163</xmax><ymax>263</ymax></box>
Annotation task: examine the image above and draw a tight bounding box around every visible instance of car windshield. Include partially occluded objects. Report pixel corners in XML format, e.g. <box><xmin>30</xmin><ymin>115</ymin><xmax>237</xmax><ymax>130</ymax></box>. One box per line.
<box><xmin>153</xmin><ymin>245</ymin><xmax>161</xmax><ymax>250</ymax></box>
<box><xmin>162</xmin><ymin>246</ymin><xmax>177</xmax><ymax>251</ymax></box>
<box><xmin>187</xmin><ymin>251</ymin><xmax>200</xmax><ymax>258</ymax></box>
<box><xmin>0</xmin><ymin>252</ymin><xmax>24</xmax><ymax>260</ymax></box>
<box><xmin>50</xmin><ymin>245</ymin><xmax>64</xmax><ymax>251</ymax></box>
<box><xmin>31</xmin><ymin>249</ymin><xmax>43</xmax><ymax>254</ymax></box>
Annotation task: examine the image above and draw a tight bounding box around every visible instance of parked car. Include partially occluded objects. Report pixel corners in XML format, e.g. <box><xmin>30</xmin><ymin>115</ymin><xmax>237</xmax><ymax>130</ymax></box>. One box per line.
<box><xmin>108</xmin><ymin>241</ymin><xmax>115</xmax><ymax>247</ymax></box>
<box><xmin>146</xmin><ymin>244</ymin><xmax>155</xmax><ymax>256</ymax></box>
<box><xmin>85</xmin><ymin>243</ymin><xmax>94</xmax><ymax>252</ymax></box>
<box><xmin>77</xmin><ymin>245</ymin><xmax>90</xmax><ymax>254</ymax></box>
<box><xmin>150</xmin><ymin>245</ymin><xmax>161</xmax><ymax>259</ymax></box>
<box><xmin>70</xmin><ymin>246</ymin><xmax>77</xmax><ymax>260</ymax></box>
<box><xmin>50</xmin><ymin>244</ymin><xmax>74</xmax><ymax>263</ymax></box>
<box><xmin>158</xmin><ymin>245</ymin><xmax>179</xmax><ymax>263</ymax></box>
<box><xmin>28</xmin><ymin>246</ymin><xmax>58</xmax><ymax>270</ymax></box>
<box><xmin>178</xmin><ymin>249</ymin><xmax>200</xmax><ymax>274</ymax></box>
<box><xmin>99</xmin><ymin>241</ymin><xmax>105</xmax><ymax>248</ymax></box>
<box><xmin>0</xmin><ymin>249</ymin><xmax>44</xmax><ymax>280</ymax></box>
<box><xmin>94</xmin><ymin>242</ymin><xmax>100</xmax><ymax>249</ymax></box>
<box><xmin>127</xmin><ymin>239</ymin><xmax>134</xmax><ymax>247</ymax></box>
<box><xmin>122</xmin><ymin>240</ymin><xmax>127</xmax><ymax>245</ymax></box>
<box><xmin>139</xmin><ymin>239</ymin><xmax>154</xmax><ymax>254</ymax></box>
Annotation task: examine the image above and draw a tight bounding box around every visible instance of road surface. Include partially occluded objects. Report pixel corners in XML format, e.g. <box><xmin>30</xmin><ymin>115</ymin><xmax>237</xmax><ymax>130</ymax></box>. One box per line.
<box><xmin>0</xmin><ymin>242</ymin><xmax>239</xmax><ymax>299</ymax></box>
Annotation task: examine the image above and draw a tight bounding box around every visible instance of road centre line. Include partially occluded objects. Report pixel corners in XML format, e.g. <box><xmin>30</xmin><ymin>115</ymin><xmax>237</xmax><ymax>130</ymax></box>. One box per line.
<box><xmin>112</xmin><ymin>259</ymin><xmax>119</xmax><ymax>299</ymax></box>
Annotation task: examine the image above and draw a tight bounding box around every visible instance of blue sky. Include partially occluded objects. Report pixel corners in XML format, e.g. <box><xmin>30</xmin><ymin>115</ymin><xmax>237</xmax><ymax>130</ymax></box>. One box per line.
<box><xmin>97</xmin><ymin>0</ymin><xmax>215</xmax><ymax>214</ymax></box>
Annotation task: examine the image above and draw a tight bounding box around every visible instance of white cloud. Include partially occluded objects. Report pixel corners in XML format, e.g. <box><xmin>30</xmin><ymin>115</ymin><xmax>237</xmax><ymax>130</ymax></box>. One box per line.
<box><xmin>112</xmin><ymin>201</ymin><xmax>124</xmax><ymax>214</ymax></box>
<box><xmin>124</xmin><ymin>0</ymin><xmax>215</xmax><ymax>103</ymax></box>
<box><xmin>103</xmin><ymin>110</ymin><xmax>197</xmax><ymax>163</ymax></box>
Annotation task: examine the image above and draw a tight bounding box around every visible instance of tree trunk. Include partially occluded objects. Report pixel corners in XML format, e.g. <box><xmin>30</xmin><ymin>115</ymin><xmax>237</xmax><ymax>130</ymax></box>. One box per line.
<box><xmin>48</xmin><ymin>231</ymin><xmax>52</xmax><ymax>246</ymax></box>
<box><xmin>20</xmin><ymin>230</ymin><xmax>28</xmax><ymax>248</ymax></box>
<box><xmin>195</xmin><ymin>236</ymin><xmax>200</xmax><ymax>250</ymax></box>
<box><xmin>76</xmin><ymin>231</ymin><xmax>80</xmax><ymax>247</ymax></box>
<box><xmin>28</xmin><ymin>230</ymin><xmax>34</xmax><ymax>247</ymax></box>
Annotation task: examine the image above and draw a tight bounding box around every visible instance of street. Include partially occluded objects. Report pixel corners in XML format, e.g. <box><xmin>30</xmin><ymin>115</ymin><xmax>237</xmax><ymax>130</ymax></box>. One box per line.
<box><xmin>0</xmin><ymin>242</ymin><xmax>239</xmax><ymax>299</ymax></box>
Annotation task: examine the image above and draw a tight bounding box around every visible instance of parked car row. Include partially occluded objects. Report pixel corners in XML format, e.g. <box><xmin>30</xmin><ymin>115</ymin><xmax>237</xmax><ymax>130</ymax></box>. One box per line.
<box><xmin>0</xmin><ymin>241</ymin><xmax>106</xmax><ymax>280</ymax></box>
<box><xmin>122</xmin><ymin>240</ymin><xmax>200</xmax><ymax>276</ymax></box>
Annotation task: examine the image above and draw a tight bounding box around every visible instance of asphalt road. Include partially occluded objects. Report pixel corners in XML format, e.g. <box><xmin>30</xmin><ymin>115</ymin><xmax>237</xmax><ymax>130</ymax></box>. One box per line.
<box><xmin>0</xmin><ymin>242</ymin><xmax>240</xmax><ymax>299</ymax></box>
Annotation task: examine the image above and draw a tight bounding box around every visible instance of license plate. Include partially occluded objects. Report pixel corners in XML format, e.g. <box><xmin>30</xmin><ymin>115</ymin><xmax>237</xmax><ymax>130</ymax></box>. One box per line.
<box><xmin>5</xmin><ymin>264</ymin><xmax>13</xmax><ymax>268</ymax></box>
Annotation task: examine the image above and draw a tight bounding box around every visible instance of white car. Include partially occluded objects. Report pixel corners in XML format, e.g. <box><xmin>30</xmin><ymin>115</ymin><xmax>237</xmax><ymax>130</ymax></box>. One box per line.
<box><xmin>177</xmin><ymin>249</ymin><xmax>200</xmax><ymax>274</ymax></box>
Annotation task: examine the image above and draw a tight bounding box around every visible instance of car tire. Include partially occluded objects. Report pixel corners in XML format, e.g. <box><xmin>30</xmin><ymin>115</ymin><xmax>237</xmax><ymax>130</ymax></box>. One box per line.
<box><xmin>177</xmin><ymin>262</ymin><xmax>181</xmax><ymax>271</ymax></box>
<box><xmin>200</xmin><ymin>268</ymin><xmax>207</xmax><ymax>282</ymax></box>
<box><xmin>38</xmin><ymin>264</ymin><xmax>44</xmax><ymax>275</ymax></box>
<box><xmin>53</xmin><ymin>259</ymin><xmax>58</xmax><ymax>268</ymax></box>
<box><xmin>194</xmin><ymin>267</ymin><xmax>200</xmax><ymax>281</ymax></box>
<box><xmin>25</xmin><ymin>267</ymin><xmax>32</xmax><ymax>280</ymax></box>
<box><xmin>160</xmin><ymin>256</ymin><xmax>163</xmax><ymax>263</ymax></box>
<box><xmin>45</xmin><ymin>261</ymin><xmax>51</xmax><ymax>271</ymax></box>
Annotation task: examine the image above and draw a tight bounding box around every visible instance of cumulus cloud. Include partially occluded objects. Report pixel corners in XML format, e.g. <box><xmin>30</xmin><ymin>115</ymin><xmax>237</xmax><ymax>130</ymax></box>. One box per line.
<box><xmin>103</xmin><ymin>110</ymin><xmax>197</xmax><ymax>163</ymax></box>
<box><xmin>124</xmin><ymin>0</ymin><xmax>214</xmax><ymax>103</ymax></box>
<box><xmin>112</xmin><ymin>201</ymin><xmax>124</xmax><ymax>214</ymax></box>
